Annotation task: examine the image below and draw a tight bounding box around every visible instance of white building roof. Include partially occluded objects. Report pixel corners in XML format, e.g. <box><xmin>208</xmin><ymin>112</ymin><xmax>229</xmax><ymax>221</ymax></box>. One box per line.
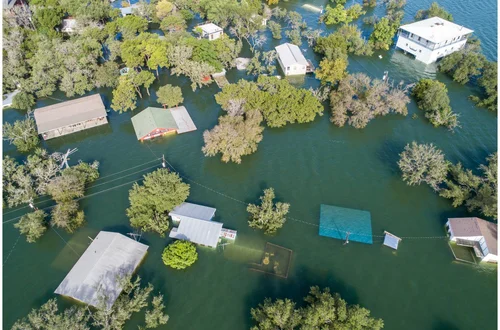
<box><xmin>399</xmin><ymin>17</ymin><xmax>473</xmax><ymax>43</ymax></box>
<box><xmin>169</xmin><ymin>218</ymin><xmax>223</xmax><ymax>248</ymax></box>
<box><xmin>169</xmin><ymin>202</ymin><xmax>216</xmax><ymax>221</ymax></box>
<box><xmin>198</xmin><ymin>23</ymin><xmax>222</xmax><ymax>34</ymax></box>
<box><xmin>275</xmin><ymin>43</ymin><xmax>308</xmax><ymax>67</ymax></box>
<box><xmin>55</xmin><ymin>231</ymin><xmax>148</xmax><ymax>308</ymax></box>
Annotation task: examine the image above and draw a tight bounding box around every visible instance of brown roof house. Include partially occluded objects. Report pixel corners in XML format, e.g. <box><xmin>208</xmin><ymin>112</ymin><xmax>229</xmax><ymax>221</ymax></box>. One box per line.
<box><xmin>34</xmin><ymin>94</ymin><xmax>108</xmax><ymax>140</ymax></box>
<box><xmin>446</xmin><ymin>217</ymin><xmax>498</xmax><ymax>263</ymax></box>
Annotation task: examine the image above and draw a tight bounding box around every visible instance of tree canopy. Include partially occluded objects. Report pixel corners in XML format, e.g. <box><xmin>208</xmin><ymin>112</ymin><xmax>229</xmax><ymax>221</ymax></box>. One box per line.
<box><xmin>247</xmin><ymin>188</ymin><xmax>290</xmax><ymax>235</ymax></box>
<box><xmin>127</xmin><ymin>169</ymin><xmax>190</xmax><ymax>236</ymax></box>
<box><xmin>162</xmin><ymin>240</ymin><xmax>198</xmax><ymax>270</ymax></box>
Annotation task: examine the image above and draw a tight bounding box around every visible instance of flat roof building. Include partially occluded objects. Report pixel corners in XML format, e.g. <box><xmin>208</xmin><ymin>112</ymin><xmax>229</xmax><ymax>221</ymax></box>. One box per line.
<box><xmin>395</xmin><ymin>17</ymin><xmax>473</xmax><ymax>64</ymax></box>
<box><xmin>275</xmin><ymin>43</ymin><xmax>308</xmax><ymax>76</ymax></box>
<box><xmin>54</xmin><ymin>231</ymin><xmax>149</xmax><ymax>308</ymax></box>
<box><xmin>131</xmin><ymin>106</ymin><xmax>197</xmax><ymax>141</ymax></box>
<box><xmin>34</xmin><ymin>94</ymin><xmax>108</xmax><ymax>140</ymax></box>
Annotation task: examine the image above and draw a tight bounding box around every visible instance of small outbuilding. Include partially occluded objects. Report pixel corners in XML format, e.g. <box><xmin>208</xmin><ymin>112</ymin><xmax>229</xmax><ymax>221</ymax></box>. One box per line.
<box><xmin>131</xmin><ymin>106</ymin><xmax>197</xmax><ymax>141</ymax></box>
<box><xmin>197</xmin><ymin>23</ymin><xmax>223</xmax><ymax>40</ymax></box>
<box><xmin>54</xmin><ymin>231</ymin><xmax>149</xmax><ymax>308</ymax></box>
<box><xmin>34</xmin><ymin>94</ymin><xmax>108</xmax><ymax>140</ymax></box>
<box><xmin>275</xmin><ymin>43</ymin><xmax>308</xmax><ymax>76</ymax></box>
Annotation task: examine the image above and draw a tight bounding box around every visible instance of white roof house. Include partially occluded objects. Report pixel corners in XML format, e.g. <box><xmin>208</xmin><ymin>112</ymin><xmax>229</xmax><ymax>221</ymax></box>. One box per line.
<box><xmin>275</xmin><ymin>43</ymin><xmax>308</xmax><ymax>76</ymax></box>
<box><xmin>197</xmin><ymin>23</ymin><xmax>223</xmax><ymax>40</ymax></box>
<box><xmin>395</xmin><ymin>17</ymin><xmax>474</xmax><ymax>64</ymax></box>
<box><xmin>55</xmin><ymin>232</ymin><xmax>149</xmax><ymax>308</ymax></box>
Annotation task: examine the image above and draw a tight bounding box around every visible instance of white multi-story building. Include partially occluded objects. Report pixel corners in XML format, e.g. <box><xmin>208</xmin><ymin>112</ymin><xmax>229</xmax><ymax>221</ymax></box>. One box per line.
<box><xmin>275</xmin><ymin>43</ymin><xmax>308</xmax><ymax>76</ymax></box>
<box><xmin>446</xmin><ymin>217</ymin><xmax>497</xmax><ymax>263</ymax></box>
<box><xmin>395</xmin><ymin>17</ymin><xmax>473</xmax><ymax>64</ymax></box>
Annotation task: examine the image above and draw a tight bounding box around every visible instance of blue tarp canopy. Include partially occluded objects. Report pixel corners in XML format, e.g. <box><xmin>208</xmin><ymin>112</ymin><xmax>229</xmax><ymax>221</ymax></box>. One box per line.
<box><xmin>319</xmin><ymin>204</ymin><xmax>373</xmax><ymax>244</ymax></box>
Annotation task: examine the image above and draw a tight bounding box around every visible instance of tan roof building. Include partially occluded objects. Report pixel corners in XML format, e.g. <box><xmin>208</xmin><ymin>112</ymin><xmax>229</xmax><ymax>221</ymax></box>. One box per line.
<box><xmin>34</xmin><ymin>94</ymin><xmax>108</xmax><ymax>140</ymax></box>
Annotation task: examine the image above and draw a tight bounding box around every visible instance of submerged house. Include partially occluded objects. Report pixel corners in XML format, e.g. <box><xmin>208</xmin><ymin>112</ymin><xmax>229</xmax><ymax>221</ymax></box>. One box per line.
<box><xmin>131</xmin><ymin>106</ymin><xmax>197</xmax><ymax>141</ymax></box>
<box><xmin>169</xmin><ymin>202</ymin><xmax>236</xmax><ymax>248</ymax></box>
<box><xmin>446</xmin><ymin>217</ymin><xmax>497</xmax><ymax>263</ymax></box>
<box><xmin>275</xmin><ymin>43</ymin><xmax>309</xmax><ymax>76</ymax></box>
<box><xmin>54</xmin><ymin>231</ymin><xmax>149</xmax><ymax>308</ymax></box>
<box><xmin>395</xmin><ymin>17</ymin><xmax>473</xmax><ymax>64</ymax></box>
<box><xmin>197</xmin><ymin>23</ymin><xmax>223</xmax><ymax>40</ymax></box>
<box><xmin>34</xmin><ymin>94</ymin><xmax>108</xmax><ymax>140</ymax></box>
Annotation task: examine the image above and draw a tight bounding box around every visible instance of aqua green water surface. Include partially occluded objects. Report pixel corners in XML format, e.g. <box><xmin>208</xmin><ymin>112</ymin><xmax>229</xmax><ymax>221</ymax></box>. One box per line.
<box><xmin>3</xmin><ymin>0</ymin><xmax>497</xmax><ymax>329</ymax></box>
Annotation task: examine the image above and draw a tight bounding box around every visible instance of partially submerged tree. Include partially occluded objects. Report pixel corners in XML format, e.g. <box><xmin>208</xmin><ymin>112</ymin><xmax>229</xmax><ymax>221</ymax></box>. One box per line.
<box><xmin>398</xmin><ymin>142</ymin><xmax>449</xmax><ymax>191</ymax></box>
<box><xmin>3</xmin><ymin>116</ymin><xmax>40</xmax><ymax>152</ymax></box>
<box><xmin>157</xmin><ymin>84</ymin><xmax>184</xmax><ymax>108</ymax></box>
<box><xmin>162</xmin><ymin>240</ymin><xmax>198</xmax><ymax>270</ymax></box>
<box><xmin>127</xmin><ymin>169</ymin><xmax>190</xmax><ymax>236</ymax></box>
<box><xmin>247</xmin><ymin>188</ymin><xmax>290</xmax><ymax>235</ymax></box>
<box><xmin>14</xmin><ymin>210</ymin><xmax>48</xmax><ymax>243</ymax></box>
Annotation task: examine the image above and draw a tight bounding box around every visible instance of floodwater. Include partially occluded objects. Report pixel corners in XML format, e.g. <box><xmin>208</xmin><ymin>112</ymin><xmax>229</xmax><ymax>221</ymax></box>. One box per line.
<box><xmin>2</xmin><ymin>0</ymin><xmax>497</xmax><ymax>329</ymax></box>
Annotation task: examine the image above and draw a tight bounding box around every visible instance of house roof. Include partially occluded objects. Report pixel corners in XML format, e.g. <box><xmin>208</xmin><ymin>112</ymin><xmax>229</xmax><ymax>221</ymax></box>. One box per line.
<box><xmin>198</xmin><ymin>23</ymin><xmax>222</xmax><ymax>34</ymax></box>
<box><xmin>448</xmin><ymin>217</ymin><xmax>497</xmax><ymax>256</ymax></box>
<box><xmin>169</xmin><ymin>217</ymin><xmax>223</xmax><ymax>248</ymax></box>
<box><xmin>399</xmin><ymin>17</ymin><xmax>473</xmax><ymax>44</ymax></box>
<box><xmin>169</xmin><ymin>202</ymin><xmax>216</xmax><ymax>222</ymax></box>
<box><xmin>275</xmin><ymin>43</ymin><xmax>308</xmax><ymax>67</ymax></box>
<box><xmin>54</xmin><ymin>231</ymin><xmax>148</xmax><ymax>308</ymax></box>
<box><xmin>131</xmin><ymin>107</ymin><xmax>179</xmax><ymax>140</ymax></box>
<box><xmin>34</xmin><ymin>94</ymin><xmax>106</xmax><ymax>134</ymax></box>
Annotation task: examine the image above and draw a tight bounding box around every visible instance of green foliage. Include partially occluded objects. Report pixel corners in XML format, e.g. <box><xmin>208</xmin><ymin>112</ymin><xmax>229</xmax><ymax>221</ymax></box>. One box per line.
<box><xmin>398</xmin><ymin>142</ymin><xmax>449</xmax><ymax>191</ymax></box>
<box><xmin>412</xmin><ymin>79</ymin><xmax>459</xmax><ymax>130</ymax></box>
<box><xmin>162</xmin><ymin>240</ymin><xmax>198</xmax><ymax>269</ymax></box>
<box><xmin>315</xmin><ymin>58</ymin><xmax>348</xmax><ymax>85</ymax></box>
<box><xmin>3</xmin><ymin>117</ymin><xmax>40</xmax><ymax>153</ymax></box>
<box><xmin>12</xmin><ymin>92</ymin><xmax>35</xmax><ymax>111</ymax></box>
<box><xmin>440</xmin><ymin>153</ymin><xmax>497</xmax><ymax>219</ymax></box>
<box><xmin>14</xmin><ymin>210</ymin><xmax>48</xmax><ymax>243</ymax></box>
<box><xmin>202</xmin><ymin>110</ymin><xmax>264</xmax><ymax>164</ymax></box>
<box><xmin>415</xmin><ymin>2</ymin><xmax>453</xmax><ymax>21</ymax></box>
<box><xmin>127</xmin><ymin>169</ymin><xmax>190</xmax><ymax>236</ymax></box>
<box><xmin>268</xmin><ymin>20</ymin><xmax>282</xmax><ymax>39</ymax></box>
<box><xmin>112</xmin><ymin>76</ymin><xmax>138</xmax><ymax>113</ymax></box>
<box><xmin>322</xmin><ymin>4</ymin><xmax>365</xmax><ymax>25</ymax></box>
<box><xmin>470</xmin><ymin>61</ymin><xmax>498</xmax><ymax>111</ymax></box>
<box><xmin>247</xmin><ymin>188</ymin><xmax>290</xmax><ymax>235</ymax></box>
<box><xmin>251</xmin><ymin>286</ymin><xmax>384</xmax><ymax>330</ymax></box>
<box><xmin>330</xmin><ymin>73</ymin><xmax>410</xmax><ymax>128</ymax></box>
<box><xmin>157</xmin><ymin>84</ymin><xmax>184</xmax><ymax>108</ymax></box>
<box><xmin>369</xmin><ymin>17</ymin><xmax>397</xmax><ymax>50</ymax></box>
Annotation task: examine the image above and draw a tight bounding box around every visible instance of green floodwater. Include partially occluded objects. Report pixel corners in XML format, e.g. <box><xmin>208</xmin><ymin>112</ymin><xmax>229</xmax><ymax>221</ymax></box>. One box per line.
<box><xmin>2</xmin><ymin>0</ymin><xmax>498</xmax><ymax>329</ymax></box>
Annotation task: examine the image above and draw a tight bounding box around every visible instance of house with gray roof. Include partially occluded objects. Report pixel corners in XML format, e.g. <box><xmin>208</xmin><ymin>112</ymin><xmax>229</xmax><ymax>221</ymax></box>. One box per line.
<box><xmin>131</xmin><ymin>106</ymin><xmax>196</xmax><ymax>141</ymax></box>
<box><xmin>275</xmin><ymin>43</ymin><xmax>308</xmax><ymax>76</ymax></box>
<box><xmin>34</xmin><ymin>94</ymin><xmax>108</xmax><ymax>140</ymax></box>
<box><xmin>55</xmin><ymin>231</ymin><xmax>149</xmax><ymax>308</ymax></box>
<box><xmin>446</xmin><ymin>217</ymin><xmax>497</xmax><ymax>263</ymax></box>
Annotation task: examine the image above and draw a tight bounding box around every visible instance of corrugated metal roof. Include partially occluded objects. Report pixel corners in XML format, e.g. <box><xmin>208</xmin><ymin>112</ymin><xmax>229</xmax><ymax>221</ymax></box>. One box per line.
<box><xmin>170</xmin><ymin>106</ymin><xmax>197</xmax><ymax>133</ymax></box>
<box><xmin>169</xmin><ymin>217</ymin><xmax>222</xmax><ymax>248</ymax></box>
<box><xmin>169</xmin><ymin>202</ymin><xmax>216</xmax><ymax>221</ymax></box>
<box><xmin>275</xmin><ymin>43</ymin><xmax>308</xmax><ymax>67</ymax></box>
<box><xmin>131</xmin><ymin>107</ymin><xmax>179</xmax><ymax>140</ymax></box>
<box><xmin>400</xmin><ymin>17</ymin><xmax>473</xmax><ymax>43</ymax></box>
<box><xmin>34</xmin><ymin>94</ymin><xmax>107</xmax><ymax>133</ymax></box>
<box><xmin>54</xmin><ymin>231</ymin><xmax>148</xmax><ymax>308</ymax></box>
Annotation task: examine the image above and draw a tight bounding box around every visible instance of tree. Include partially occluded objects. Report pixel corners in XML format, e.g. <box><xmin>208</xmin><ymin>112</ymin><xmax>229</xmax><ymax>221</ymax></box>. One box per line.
<box><xmin>202</xmin><ymin>110</ymin><xmax>264</xmax><ymax>164</ymax></box>
<box><xmin>315</xmin><ymin>58</ymin><xmax>348</xmax><ymax>85</ymax></box>
<box><xmin>369</xmin><ymin>17</ymin><xmax>397</xmax><ymax>50</ymax></box>
<box><xmin>247</xmin><ymin>188</ymin><xmax>290</xmax><ymax>235</ymax></box>
<box><xmin>157</xmin><ymin>84</ymin><xmax>184</xmax><ymax>108</ymax></box>
<box><xmin>112</xmin><ymin>76</ymin><xmax>137</xmax><ymax>113</ymax></box>
<box><xmin>398</xmin><ymin>142</ymin><xmax>449</xmax><ymax>191</ymax></box>
<box><xmin>14</xmin><ymin>210</ymin><xmax>48</xmax><ymax>243</ymax></box>
<box><xmin>415</xmin><ymin>2</ymin><xmax>453</xmax><ymax>21</ymax></box>
<box><xmin>162</xmin><ymin>240</ymin><xmax>198</xmax><ymax>270</ymax></box>
<box><xmin>127</xmin><ymin>169</ymin><xmax>190</xmax><ymax>236</ymax></box>
<box><xmin>412</xmin><ymin>79</ymin><xmax>458</xmax><ymax>130</ymax></box>
<box><xmin>330</xmin><ymin>73</ymin><xmax>410</xmax><ymax>128</ymax></box>
<box><xmin>251</xmin><ymin>286</ymin><xmax>383</xmax><ymax>330</ymax></box>
<box><xmin>268</xmin><ymin>20</ymin><xmax>282</xmax><ymax>39</ymax></box>
<box><xmin>11</xmin><ymin>92</ymin><xmax>35</xmax><ymax>111</ymax></box>
<box><xmin>3</xmin><ymin>117</ymin><xmax>40</xmax><ymax>152</ymax></box>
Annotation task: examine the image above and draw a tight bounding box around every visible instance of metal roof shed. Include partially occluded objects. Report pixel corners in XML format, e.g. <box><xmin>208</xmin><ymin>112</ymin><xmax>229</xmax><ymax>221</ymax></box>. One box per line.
<box><xmin>54</xmin><ymin>231</ymin><xmax>148</xmax><ymax>308</ymax></box>
<box><xmin>169</xmin><ymin>202</ymin><xmax>216</xmax><ymax>222</ymax></box>
<box><xmin>169</xmin><ymin>218</ymin><xmax>223</xmax><ymax>248</ymax></box>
